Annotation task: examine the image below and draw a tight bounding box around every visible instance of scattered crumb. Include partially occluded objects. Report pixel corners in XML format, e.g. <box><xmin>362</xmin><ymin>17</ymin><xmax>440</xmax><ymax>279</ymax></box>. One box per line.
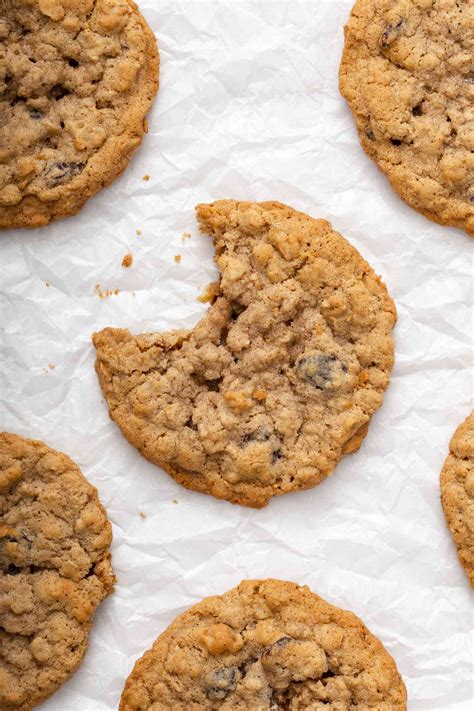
<box><xmin>48</xmin><ymin>363</ymin><xmax>55</xmax><ymax>370</ymax></box>
<box><xmin>181</xmin><ymin>231</ymin><xmax>191</xmax><ymax>242</ymax></box>
<box><xmin>171</xmin><ymin>499</ymin><xmax>178</xmax><ymax>504</ymax></box>
<box><xmin>122</xmin><ymin>253</ymin><xmax>133</xmax><ymax>268</ymax></box>
<box><xmin>45</xmin><ymin>282</ymin><xmax>50</xmax><ymax>287</ymax></box>
<box><xmin>136</xmin><ymin>228</ymin><xmax>142</xmax><ymax>236</ymax></box>
<box><xmin>199</xmin><ymin>281</ymin><xmax>220</xmax><ymax>304</ymax></box>
<box><xmin>139</xmin><ymin>511</ymin><xmax>147</xmax><ymax>519</ymax></box>
<box><xmin>174</xmin><ymin>254</ymin><xmax>182</xmax><ymax>264</ymax></box>
<box><xmin>95</xmin><ymin>284</ymin><xmax>120</xmax><ymax>299</ymax></box>
<box><xmin>143</xmin><ymin>174</ymin><xmax>150</xmax><ymax>181</ymax></box>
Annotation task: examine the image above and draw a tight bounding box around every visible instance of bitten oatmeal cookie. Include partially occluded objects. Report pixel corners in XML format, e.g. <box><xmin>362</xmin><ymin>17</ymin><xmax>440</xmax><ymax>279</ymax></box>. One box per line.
<box><xmin>119</xmin><ymin>579</ymin><xmax>407</xmax><ymax>710</ymax></box>
<box><xmin>0</xmin><ymin>432</ymin><xmax>114</xmax><ymax>710</ymax></box>
<box><xmin>93</xmin><ymin>200</ymin><xmax>396</xmax><ymax>508</ymax></box>
<box><xmin>0</xmin><ymin>0</ymin><xmax>159</xmax><ymax>229</ymax></box>
<box><xmin>440</xmin><ymin>411</ymin><xmax>474</xmax><ymax>588</ymax></box>
<box><xmin>339</xmin><ymin>0</ymin><xmax>474</xmax><ymax>236</ymax></box>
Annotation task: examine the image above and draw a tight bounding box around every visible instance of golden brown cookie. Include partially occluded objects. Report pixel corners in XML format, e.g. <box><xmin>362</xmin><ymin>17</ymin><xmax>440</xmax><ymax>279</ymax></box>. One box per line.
<box><xmin>93</xmin><ymin>200</ymin><xmax>396</xmax><ymax>508</ymax></box>
<box><xmin>440</xmin><ymin>411</ymin><xmax>474</xmax><ymax>588</ymax></box>
<box><xmin>119</xmin><ymin>579</ymin><xmax>407</xmax><ymax>710</ymax></box>
<box><xmin>0</xmin><ymin>432</ymin><xmax>114</xmax><ymax>710</ymax></box>
<box><xmin>0</xmin><ymin>0</ymin><xmax>159</xmax><ymax>229</ymax></box>
<box><xmin>340</xmin><ymin>0</ymin><xmax>474</xmax><ymax>236</ymax></box>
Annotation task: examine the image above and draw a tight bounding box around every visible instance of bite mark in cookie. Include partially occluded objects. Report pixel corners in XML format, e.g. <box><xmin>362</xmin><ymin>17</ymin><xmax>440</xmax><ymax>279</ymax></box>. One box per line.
<box><xmin>93</xmin><ymin>200</ymin><xmax>396</xmax><ymax>508</ymax></box>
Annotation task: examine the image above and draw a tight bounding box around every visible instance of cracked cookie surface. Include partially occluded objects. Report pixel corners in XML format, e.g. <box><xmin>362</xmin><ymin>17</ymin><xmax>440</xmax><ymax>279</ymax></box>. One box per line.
<box><xmin>0</xmin><ymin>432</ymin><xmax>114</xmax><ymax>710</ymax></box>
<box><xmin>0</xmin><ymin>0</ymin><xmax>159</xmax><ymax>229</ymax></box>
<box><xmin>119</xmin><ymin>578</ymin><xmax>407</xmax><ymax>710</ymax></box>
<box><xmin>340</xmin><ymin>0</ymin><xmax>474</xmax><ymax>236</ymax></box>
<box><xmin>440</xmin><ymin>410</ymin><xmax>474</xmax><ymax>588</ymax></box>
<box><xmin>93</xmin><ymin>200</ymin><xmax>396</xmax><ymax>508</ymax></box>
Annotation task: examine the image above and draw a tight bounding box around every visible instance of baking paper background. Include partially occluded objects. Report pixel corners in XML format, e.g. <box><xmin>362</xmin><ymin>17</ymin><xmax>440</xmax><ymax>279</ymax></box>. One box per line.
<box><xmin>1</xmin><ymin>1</ymin><xmax>473</xmax><ymax>708</ymax></box>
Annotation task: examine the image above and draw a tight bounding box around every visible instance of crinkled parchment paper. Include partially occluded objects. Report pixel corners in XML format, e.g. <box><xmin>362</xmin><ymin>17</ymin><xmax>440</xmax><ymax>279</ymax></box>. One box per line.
<box><xmin>1</xmin><ymin>1</ymin><xmax>472</xmax><ymax>709</ymax></box>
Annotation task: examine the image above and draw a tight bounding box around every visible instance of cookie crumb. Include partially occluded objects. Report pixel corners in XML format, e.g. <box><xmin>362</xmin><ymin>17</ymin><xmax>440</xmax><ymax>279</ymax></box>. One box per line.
<box><xmin>139</xmin><ymin>511</ymin><xmax>147</xmax><ymax>519</ymax></box>
<box><xmin>171</xmin><ymin>499</ymin><xmax>178</xmax><ymax>504</ymax></box>
<box><xmin>48</xmin><ymin>363</ymin><xmax>56</xmax><ymax>370</ymax></box>
<box><xmin>122</xmin><ymin>253</ymin><xmax>133</xmax><ymax>268</ymax></box>
<box><xmin>136</xmin><ymin>228</ymin><xmax>142</xmax><ymax>236</ymax></box>
<box><xmin>95</xmin><ymin>284</ymin><xmax>120</xmax><ymax>299</ymax></box>
<box><xmin>45</xmin><ymin>282</ymin><xmax>50</xmax><ymax>287</ymax></box>
<box><xmin>174</xmin><ymin>254</ymin><xmax>181</xmax><ymax>264</ymax></box>
<box><xmin>198</xmin><ymin>281</ymin><xmax>220</xmax><ymax>304</ymax></box>
<box><xmin>181</xmin><ymin>231</ymin><xmax>191</xmax><ymax>242</ymax></box>
<box><xmin>143</xmin><ymin>174</ymin><xmax>150</xmax><ymax>181</ymax></box>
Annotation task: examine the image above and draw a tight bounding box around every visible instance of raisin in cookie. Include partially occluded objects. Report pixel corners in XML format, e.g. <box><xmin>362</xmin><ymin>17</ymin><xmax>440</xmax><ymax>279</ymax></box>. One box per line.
<box><xmin>0</xmin><ymin>0</ymin><xmax>159</xmax><ymax>229</ymax></box>
<box><xmin>440</xmin><ymin>411</ymin><xmax>474</xmax><ymax>588</ymax></box>
<box><xmin>119</xmin><ymin>578</ymin><xmax>407</xmax><ymax>710</ymax></box>
<box><xmin>93</xmin><ymin>200</ymin><xmax>396</xmax><ymax>508</ymax></box>
<box><xmin>0</xmin><ymin>432</ymin><xmax>114</xmax><ymax>710</ymax></box>
<box><xmin>340</xmin><ymin>0</ymin><xmax>474</xmax><ymax>236</ymax></box>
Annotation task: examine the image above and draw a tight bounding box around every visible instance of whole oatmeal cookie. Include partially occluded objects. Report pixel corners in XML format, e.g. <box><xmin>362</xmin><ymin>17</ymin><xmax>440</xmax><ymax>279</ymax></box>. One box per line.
<box><xmin>0</xmin><ymin>432</ymin><xmax>114</xmax><ymax>710</ymax></box>
<box><xmin>339</xmin><ymin>0</ymin><xmax>474</xmax><ymax>236</ymax></box>
<box><xmin>440</xmin><ymin>410</ymin><xmax>474</xmax><ymax>588</ymax></box>
<box><xmin>93</xmin><ymin>200</ymin><xmax>396</xmax><ymax>508</ymax></box>
<box><xmin>0</xmin><ymin>0</ymin><xmax>159</xmax><ymax>229</ymax></box>
<box><xmin>119</xmin><ymin>579</ymin><xmax>407</xmax><ymax>710</ymax></box>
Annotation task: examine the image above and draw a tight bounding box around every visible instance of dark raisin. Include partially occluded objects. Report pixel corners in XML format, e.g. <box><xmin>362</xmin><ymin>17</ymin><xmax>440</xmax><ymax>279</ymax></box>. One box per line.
<box><xmin>242</xmin><ymin>427</ymin><xmax>272</xmax><ymax>445</ymax></box>
<box><xmin>45</xmin><ymin>161</ymin><xmax>85</xmax><ymax>186</ymax></box>
<box><xmin>205</xmin><ymin>667</ymin><xmax>237</xmax><ymax>700</ymax></box>
<box><xmin>6</xmin><ymin>564</ymin><xmax>22</xmax><ymax>575</ymax></box>
<box><xmin>297</xmin><ymin>353</ymin><xmax>347</xmax><ymax>390</ymax></box>
<box><xmin>49</xmin><ymin>84</ymin><xmax>71</xmax><ymax>100</ymax></box>
<box><xmin>365</xmin><ymin>127</ymin><xmax>375</xmax><ymax>140</ymax></box>
<box><xmin>262</xmin><ymin>636</ymin><xmax>293</xmax><ymax>661</ymax></box>
<box><xmin>67</xmin><ymin>57</ymin><xmax>79</xmax><ymax>68</ymax></box>
<box><xmin>412</xmin><ymin>103</ymin><xmax>423</xmax><ymax>116</ymax></box>
<box><xmin>380</xmin><ymin>18</ymin><xmax>403</xmax><ymax>48</ymax></box>
<box><xmin>29</xmin><ymin>108</ymin><xmax>43</xmax><ymax>120</ymax></box>
<box><xmin>390</xmin><ymin>138</ymin><xmax>402</xmax><ymax>146</ymax></box>
<box><xmin>271</xmin><ymin>448</ymin><xmax>282</xmax><ymax>463</ymax></box>
<box><xmin>468</xmin><ymin>194</ymin><xmax>474</xmax><ymax>204</ymax></box>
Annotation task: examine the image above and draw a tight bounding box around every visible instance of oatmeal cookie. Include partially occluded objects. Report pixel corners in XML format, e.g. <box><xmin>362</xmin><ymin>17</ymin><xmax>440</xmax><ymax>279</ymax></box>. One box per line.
<box><xmin>340</xmin><ymin>0</ymin><xmax>474</xmax><ymax>236</ymax></box>
<box><xmin>0</xmin><ymin>0</ymin><xmax>159</xmax><ymax>229</ymax></box>
<box><xmin>119</xmin><ymin>579</ymin><xmax>407</xmax><ymax>710</ymax></box>
<box><xmin>93</xmin><ymin>200</ymin><xmax>396</xmax><ymax>508</ymax></box>
<box><xmin>0</xmin><ymin>432</ymin><xmax>114</xmax><ymax>710</ymax></box>
<box><xmin>440</xmin><ymin>410</ymin><xmax>474</xmax><ymax>588</ymax></box>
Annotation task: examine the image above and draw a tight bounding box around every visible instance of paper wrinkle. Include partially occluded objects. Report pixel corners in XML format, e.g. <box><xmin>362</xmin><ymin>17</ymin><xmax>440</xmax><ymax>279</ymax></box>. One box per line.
<box><xmin>0</xmin><ymin>1</ymin><xmax>473</xmax><ymax>709</ymax></box>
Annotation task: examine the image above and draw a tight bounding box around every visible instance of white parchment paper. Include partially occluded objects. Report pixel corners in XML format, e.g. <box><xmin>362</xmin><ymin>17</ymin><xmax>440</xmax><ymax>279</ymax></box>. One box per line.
<box><xmin>1</xmin><ymin>1</ymin><xmax>473</xmax><ymax>708</ymax></box>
